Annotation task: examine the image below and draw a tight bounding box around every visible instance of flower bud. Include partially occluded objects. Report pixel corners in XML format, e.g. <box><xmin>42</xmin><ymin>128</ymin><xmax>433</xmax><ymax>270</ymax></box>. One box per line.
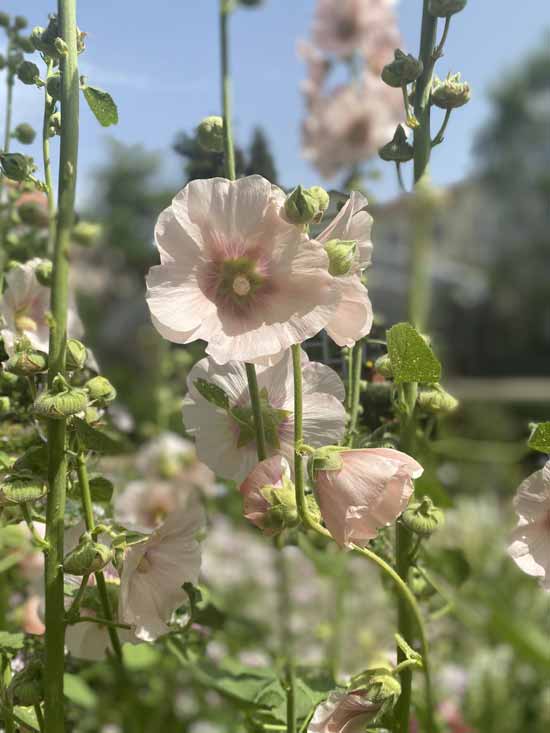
<box><xmin>16</xmin><ymin>60</ymin><xmax>41</xmax><ymax>85</ymax></box>
<box><xmin>14</xmin><ymin>16</ymin><xmax>28</xmax><ymax>30</ymax></box>
<box><xmin>379</xmin><ymin>124</ymin><xmax>414</xmax><ymax>163</ymax></box>
<box><xmin>324</xmin><ymin>239</ymin><xmax>357</xmax><ymax>277</ymax></box>
<box><xmin>13</xmin><ymin>122</ymin><xmax>37</xmax><ymax>145</ymax></box>
<box><xmin>17</xmin><ymin>199</ymin><xmax>49</xmax><ymax>228</ymax></box>
<box><xmin>401</xmin><ymin>496</ymin><xmax>445</xmax><ymax>537</ymax></box>
<box><xmin>66</xmin><ymin>339</ymin><xmax>88</xmax><ymax>371</ymax></box>
<box><xmin>34</xmin><ymin>260</ymin><xmax>53</xmax><ymax>286</ymax></box>
<box><xmin>64</xmin><ymin>533</ymin><xmax>113</xmax><ymax>575</ymax></box>
<box><xmin>34</xmin><ymin>376</ymin><xmax>88</xmax><ymax>419</ymax></box>
<box><xmin>0</xmin><ymin>13</ymin><xmax>10</xmax><ymax>27</ymax></box>
<box><xmin>72</xmin><ymin>220</ymin><xmax>102</xmax><ymax>246</ymax></box>
<box><xmin>284</xmin><ymin>185</ymin><xmax>327</xmax><ymax>226</ymax></box>
<box><xmin>15</xmin><ymin>35</ymin><xmax>35</xmax><ymax>54</ymax></box>
<box><xmin>0</xmin><ymin>153</ymin><xmax>33</xmax><ymax>182</ymax></box>
<box><xmin>428</xmin><ymin>0</ymin><xmax>467</xmax><ymax>17</ymax></box>
<box><xmin>308</xmin><ymin>185</ymin><xmax>330</xmax><ymax>222</ymax></box>
<box><xmin>54</xmin><ymin>37</ymin><xmax>69</xmax><ymax>56</ymax></box>
<box><xmin>382</xmin><ymin>49</ymin><xmax>423</xmax><ymax>88</ymax></box>
<box><xmin>362</xmin><ymin>669</ymin><xmax>402</xmax><ymax>706</ymax></box>
<box><xmin>46</xmin><ymin>73</ymin><xmax>61</xmax><ymax>100</ymax></box>
<box><xmin>8</xmin><ymin>660</ymin><xmax>44</xmax><ymax>707</ymax></box>
<box><xmin>431</xmin><ymin>73</ymin><xmax>471</xmax><ymax>109</ymax></box>
<box><xmin>5</xmin><ymin>349</ymin><xmax>48</xmax><ymax>376</ymax></box>
<box><xmin>0</xmin><ymin>396</ymin><xmax>11</xmax><ymax>415</ymax></box>
<box><xmin>374</xmin><ymin>354</ymin><xmax>393</xmax><ymax>379</ymax></box>
<box><xmin>197</xmin><ymin>115</ymin><xmax>225</xmax><ymax>153</ymax></box>
<box><xmin>417</xmin><ymin>385</ymin><xmax>458</xmax><ymax>414</ymax></box>
<box><xmin>85</xmin><ymin>375</ymin><xmax>117</xmax><ymax>404</ymax></box>
<box><xmin>48</xmin><ymin>111</ymin><xmax>61</xmax><ymax>137</ymax></box>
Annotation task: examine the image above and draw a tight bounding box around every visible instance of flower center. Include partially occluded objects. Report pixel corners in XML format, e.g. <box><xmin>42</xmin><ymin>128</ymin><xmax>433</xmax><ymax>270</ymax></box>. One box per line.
<box><xmin>15</xmin><ymin>312</ymin><xmax>37</xmax><ymax>333</ymax></box>
<box><xmin>232</xmin><ymin>275</ymin><xmax>251</xmax><ymax>296</ymax></box>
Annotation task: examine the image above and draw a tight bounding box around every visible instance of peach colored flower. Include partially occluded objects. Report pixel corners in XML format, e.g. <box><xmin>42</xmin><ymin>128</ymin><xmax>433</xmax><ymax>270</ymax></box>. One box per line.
<box><xmin>20</xmin><ymin>595</ymin><xmax>45</xmax><ymax>636</ymax></box>
<box><xmin>317</xmin><ymin>192</ymin><xmax>374</xmax><ymax>346</ymax></box>
<box><xmin>302</xmin><ymin>77</ymin><xmax>402</xmax><ymax>179</ymax></box>
<box><xmin>508</xmin><ymin>461</ymin><xmax>550</xmax><ymax>589</ymax></box>
<box><xmin>182</xmin><ymin>350</ymin><xmax>346</xmax><ymax>483</ymax></box>
<box><xmin>308</xmin><ymin>689</ymin><xmax>382</xmax><ymax>733</ymax></box>
<box><xmin>0</xmin><ymin>258</ymin><xmax>82</xmax><ymax>356</ymax></box>
<box><xmin>146</xmin><ymin>175</ymin><xmax>340</xmax><ymax>365</ymax></box>
<box><xmin>119</xmin><ymin>498</ymin><xmax>205</xmax><ymax>640</ymax></box>
<box><xmin>239</xmin><ymin>455</ymin><xmax>294</xmax><ymax>535</ymax></box>
<box><xmin>312</xmin><ymin>448</ymin><xmax>423</xmax><ymax>547</ymax></box>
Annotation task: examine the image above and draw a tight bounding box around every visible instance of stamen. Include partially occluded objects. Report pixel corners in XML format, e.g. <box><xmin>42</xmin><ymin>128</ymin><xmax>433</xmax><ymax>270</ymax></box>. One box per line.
<box><xmin>15</xmin><ymin>314</ymin><xmax>38</xmax><ymax>333</ymax></box>
<box><xmin>232</xmin><ymin>275</ymin><xmax>251</xmax><ymax>296</ymax></box>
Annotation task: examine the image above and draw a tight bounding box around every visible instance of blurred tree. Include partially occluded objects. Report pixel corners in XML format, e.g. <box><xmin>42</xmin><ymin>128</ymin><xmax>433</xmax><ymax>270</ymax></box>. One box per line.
<box><xmin>245</xmin><ymin>126</ymin><xmax>278</xmax><ymax>183</ymax></box>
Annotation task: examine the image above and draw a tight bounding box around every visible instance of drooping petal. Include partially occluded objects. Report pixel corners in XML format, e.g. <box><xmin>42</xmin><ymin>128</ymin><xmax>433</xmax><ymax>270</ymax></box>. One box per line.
<box><xmin>325</xmin><ymin>277</ymin><xmax>373</xmax><ymax>347</ymax></box>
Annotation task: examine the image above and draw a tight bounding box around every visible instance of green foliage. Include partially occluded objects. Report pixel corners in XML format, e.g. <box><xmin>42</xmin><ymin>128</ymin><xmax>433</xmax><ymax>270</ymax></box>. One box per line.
<box><xmin>82</xmin><ymin>85</ymin><xmax>118</xmax><ymax>127</ymax></box>
<box><xmin>386</xmin><ymin>323</ymin><xmax>442</xmax><ymax>384</ymax></box>
<box><xmin>122</xmin><ymin>643</ymin><xmax>161</xmax><ymax>671</ymax></box>
<box><xmin>0</xmin><ymin>631</ymin><xmax>25</xmax><ymax>652</ymax></box>
<box><xmin>64</xmin><ymin>673</ymin><xmax>98</xmax><ymax>709</ymax></box>
<box><xmin>528</xmin><ymin>422</ymin><xmax>550</xmax><ymax>453</ymax></box>
<box><xmin>193</xmin><ymin>379</ymin><xmax>230</xmax><ymax>410</ymax></box>
<box><xmin>73</xmin><ymin>418</ymin><xmax>126</xmax><ymax>454</ymax></box>
<box><xmin>425</xmin><ymin>546</ymin><xmax>470</xmax><ymax>586</ymax></box>
<box><xmin>88</xmin><ymin>476</ymin><xmax>114</xmax><ymax>503</ymax></box>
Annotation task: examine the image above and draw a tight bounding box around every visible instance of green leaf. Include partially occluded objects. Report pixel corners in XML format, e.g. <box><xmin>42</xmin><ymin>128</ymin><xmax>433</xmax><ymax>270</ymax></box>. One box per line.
<box><xmin>0</xmin><ymin>450</ymin><xmax>15</xmax><ymax>470</ymax></box>
<box><xmin>194</xmin><ymin>379</ymin><xmax>230</xmax><ymax>410</ymax></box>
<box><xmin>82</xmin><ymin>85</ymin><xmax>118</xmax><ymax>127</ymax></box>
<box><xmin>89</xmin><ymin>476</ymin><xmax>114</xmax><ymax>503</ymax></box>
<box><xmin>0</xmin><ymin>631</ymin><xmax>25</xmax><ymax>653</ymax></box>
<box><xmin>528</xmin><ymin>422</ymin><xmax>550</xmax><ymax>453</ymax></box>
<box><xmin>13</xmin><ymin>445</ymin><xmax>49</xmax><ymax>476</ymax></box>
<box><xmin>13</xmin><ymin>706</ymin><xmax>39</xmax><ymax>731</ymax></box>
<box><xmin>191</xmin><ymin>658</ymin><xmax>277</xmax><ymax>707</ymax></box>
<box><xmin>122</xmin><ymin>643</ymin><xmax>160</xmax><ymax>671</ymax></box>
<box><xmin>386</xmin><ymin>322</ymin><xmax>441</xmax><ymax>384</ymax></box>
<box><xmin>0</xmin><ymin>472</ymin><xmax>47</xmax><ymax>503</ymax></box>
<box><xmin>0</xmin><ymin>525</ymin><xmax>30</xmax><ymax>550</ymax></box>
<box><xmin>73</xmin><ymin>418</ymin><xmax>125</xmax><ymax>454</ymax></box>
<box><xmin>183</xmin><ymin>583</ymin><xmax>226</xmax><ymax>630</ymax></box>
<box><xmin>63</xmin><ymin>673</ymin><xmax>97</xmax><ymax>709</ymax></box>
<box><xmin>426</xmin><ymin>547</ymin><xmax>470</xmax><ymax>587</ymax></box>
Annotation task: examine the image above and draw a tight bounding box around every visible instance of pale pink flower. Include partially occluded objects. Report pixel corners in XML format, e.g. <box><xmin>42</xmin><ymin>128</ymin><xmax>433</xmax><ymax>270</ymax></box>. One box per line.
<box><xmin>308</xmin><ymin>689</ymin><xmax>382</xmax><ymax>733</ymax></box>
<box><xmin>508</xmin><ymin>461</ymin><xmax>550</xmax><ymax>589</ymax></box>
<box><xmin>20</xmin><ymin>595</ymin><xmax>45</xmax><ymax>636</ymax></box>
<box><xmin>312</xmin><ymin>448</ymin><xmax>423</xmax><ymax>547</ymax></box>
<box><xmin>312</xmin><ymin>0</ymin><xmax>400</xmax><ymax>65</ymax></box>
<box><xmin>182</xmin><ymin>350</ymin><xmax>346</xmax><ymax>483</ymax></box>
<box><xmin>65</xmin><ymin>603</ymin><xmax>138</xmax><ymax>661</ymax></box>
<box><xmin>0</xmin><ymin>259</ymin><xmax>82</xmax><ymax>356</ymax></box>
<box><xmin>302</xmin><ymin>76</ymin><xmax>402</xmax><ymax>179</ymax></box>
<box><xmin>146</xmin><ymin>175</ymin><xmax>340</xmax><ymax>365</ymax></box>
<box><xmin>298</xmin><ymin>40</ymin><xmax>331</xmax><ymax>106</ymax></box>
<box><xmin>115</xmin><ymin>478</ymin><xmax>194</xmax><ymax>532</ymax></box>
<box><xmin>136</xmin><ymin>431</ymin><xmax>215</xmax><ymax>489</ymax></box>
<box><xmin>239</xmin><ymin>455</ymin><xmax>293</xmax><ymax>535</ymax></box>
<box><xmin>317</xmin><ymin>192</ymin><xmax>374</xmax><ymax>346</ymax></box>
<box><xmin>16</xmin><ymin>521</ymin><xmax>46</xmax><ymax>582</ymax></box>
<box><xmin>119</xmin><ymin>498</ymin><xmax>205</xmax><ymax>640</ymax></box>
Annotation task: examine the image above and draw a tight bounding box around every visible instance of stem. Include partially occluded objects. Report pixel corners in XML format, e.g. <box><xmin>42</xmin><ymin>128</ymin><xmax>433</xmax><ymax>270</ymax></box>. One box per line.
<box><xmin>66</xmin><ymin>573</ymin><xmax>91</xmax><ymax>619</ymax></box>
<box><xmin>220</xmin><ymin>0</ymin><xmax>236</xmax><ymax>181</ymax></box>
<box><xmin>21</xmin><ymin>503</ymin><xmax>49</xmax><ymax>549</ymax></box>
<box><xmin>395</xmin><ymin>162</ymin><xmax>407</xmax><ymax>194</ymax></box>
<box><xmin>275</xmin><ymin>541</ymin><xmax>296</xmax><ymax>733</ymax></box>
<box><xmin>345</xmin><ymin>340</ymin><xmax>363</xmax><ymax>447</ymax></box>
<box><xmin>433</xmin><ymin>16</ymin><xmax>451</xmax><ymax>60</ymax></box>
<box><xmin>431</xmin><ymin>109</ymin><xmax>452</xmax><ymax>147</ymax></box>
<box><xmin>75</xmin><ymin>449</ymin><xmax>123</xmax><ymax>659</ymax></box>
<box><xmin>291</xmin><ymin>345</ymin><xmax>317</xmax><ymax>532</ymax></box>
<box><xmin>245</xmin><ymin>362</ymin><xmax>267</xmax><ymax>462</ymax></box>
<box><xmin>44</xmin><ymin>1</ymin><xmax>80</xmax><ymax>729</ymax></box>
<box><xmin>42</xmin><ymin>60</ymin><xmax>56</xmax><ymax>256</ymax></box>
<box><xmin>67</xmin><ymin>615</ymin><xmax>131</xmax><ymax>631</ymax></box>
<box><xmin>2</xmin><ymin>35</ymin><xmax>14</xmax><ymax>154</ymax></box>
<box><xmin>34</xmin><ymin>704</ymin><xmax>45</xmax><ymax>733</ymax></box>
<box><xmin>413</xmin><ymin>4</ymin><xmax>438</xmax><ymax>184</ymax></box>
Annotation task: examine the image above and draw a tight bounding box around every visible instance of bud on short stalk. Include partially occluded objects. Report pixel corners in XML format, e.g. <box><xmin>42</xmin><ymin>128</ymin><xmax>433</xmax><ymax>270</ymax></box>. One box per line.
<box><xmin>66</xmin><ymin>339</ymin><xmax>88</xmax><ymax>371</ymax></box>
<box><xmin>379</xmin><ymin>125</ymin><xmax>414</xmax><ymax>163</ymax></box>
<box><xmin>8</xmin><ymin>660</ymin><xmax>44</xmax><ymax>707</ymax></box>
<box><xmin>374</xmin><ymin>354</ymin><xmax>393</xmax><ymax>379</ymax></box>
<box><xmin>6</xmin><ymin>349</ymin><xmax>48</xmax><ymax>377</ymax></box>
<box><xmin>324</xmin><ymin>239</ymin><xmax>357</xmax><ymax>277</ymax></box>
<box><xmin>431</xmin><ymin>73</ymin><xmax>471</xmax><ymax>110</ymax></box>
<box><xmin>34</xmin><ymin>260</ymin><xmax>53</xmax><ymax>286</ymax></box>
<box><xmin>197</xmin><ymin>115</ymin><xmax>225</xmax><ymax>153</ymax></box>
<box><xmin>85</xmin><ymin>375</ymin><xmax>116</xmax><ymax>405</ymax></box>
<box><xmin>284</xmin><ymin>184</ymin><xmax>329</xmax><ymax>225</ymax></box>
<box><xmin>13</xmin><ymin>122</ymin><xmax>36</xmax><ymax>145</ymax></box>
<box><xmin>428</xmin><ymin>0</ymin><xmax>467</xmax><ymax>17</ymax></box>
<box><xmin>16</xmin><ymin>60</ymin><xmax>42</xmax><ymax>86</ymax></box>
<box><xmin>417</xmin><ymin>384</ymin><xmax>458</xmax><ymax>414</ymax></box>
<box><xmin>382</xmin><ymin>49</ymin><xmax>423</xmax><ymax>88</ymax></box>
<box><xmin>401</xmin><ymin>496</ymin><xmax>444</xmax><ymax>537</ymax></box>
<box><xmin>0</xmin><ymin>153</ymin><xmax>34</xmax><ymax>182</ymax></box>
<box><xmin>64</xmin><ymin>532</ymin><xmax>113</xmax><ymax>575</ymax></box>
<box><xmin>34</xmin><ymin>375</ymin><xmax>89</xmax><ymax>419</ymax></box>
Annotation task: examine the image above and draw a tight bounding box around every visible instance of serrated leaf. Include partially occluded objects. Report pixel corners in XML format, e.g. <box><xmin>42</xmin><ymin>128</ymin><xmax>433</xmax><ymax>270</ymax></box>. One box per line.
<box><xmin>63</xmin><ymin>673</ymin><xmax>97</xmax><ymax>709</ymax></box>
<box><xmin>386</xmin><ymin>322</ymin><xmax>441</xmax><ymax>384</ymax></box>
<box><xmin>89</xmin><ymin>476</ymin><xmax>114</xmax><ymax>503</ymax></box>
<box><xmin>0</xmin><ymin>472</ymin><xmax>47</xmax><ymax>503</ymax></box>
<box><xmin>0</xmin><ymin>631</ymin><xmax>25</xmax><ymax>652</ymax></box>
<box><xmin>194</xmin><ymin>379</ymin><xmax>230</xmax><ymax>410</ymax></box>
<box><xmin>528</xmin><ymin>422</ymin><xmax>550</xmax><ymax>454</ymax></box>
<box><xmin>82</xmin><ymin>85</ymin><xmax>118</xmax><ymax>127</ymax></box>
<box><xmin>73</xmin><ymin>418</ymin><xmax>125</xmax><ymax>454</ymax></box>
<box><xmin>122</xmin><ymin>643</ymin><xmax>160</xmax><ymax>671</ymax></box>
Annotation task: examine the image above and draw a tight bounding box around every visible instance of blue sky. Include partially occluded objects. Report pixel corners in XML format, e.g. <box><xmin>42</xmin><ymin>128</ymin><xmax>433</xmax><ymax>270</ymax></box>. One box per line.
<box><xmin>2</xmin><ymin>1</ymin><xmax>550</xmax><ymax>204</ymax></box>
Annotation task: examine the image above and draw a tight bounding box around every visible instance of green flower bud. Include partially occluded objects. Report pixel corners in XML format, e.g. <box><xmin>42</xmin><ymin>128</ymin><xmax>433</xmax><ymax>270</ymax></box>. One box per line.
<box><xmin>34</xmin><ymin>375</ymin><xmax>88</xmax><ymax>419</ymax></box>
<box><xmin>66</xmin><ymin>339</ymin><xmax>88</xmax><ymax>371</ymax></box>
<box><xmin>30</xmin><ymin>26</ymin><xmax>49</xmax><ymax>54</ymax></box>
<box><xmin>34</xmin><ymin>260</ymin><xmax>53</xmax><ymax>286</ymax></box>
<box><xmin>18</xmin><ymin>200</ymin><xmax>49</xmax><ymax>228</ymax></box>
<box><xmin>0</xmin><ymin>396</ymin><xmax>11</xmax><ymax>415</ymax></box>
<box><xmin>0</xmin><ymin>153</ymin><xmax>33</xmax><ymax>182</ymax></box>
<box><xmin>85</xmin><ymin>375</ymin><xmax>117</xmax><ymax>404</ymax></box>
<box><xmin>16</xmin><ymin>60</ymin><xmax>41</xmax><ymax>85</ymax></box>
<box><xmin>64</xmin><ymin>533</ymin><xmax>113</xmax><ymax>575</ymax></box>
<box><xmin>379</xmin><ymin>124</ymin><xmax>414</xmax><ymax>163</ymax></box>
<box><xmin>54</xmin><ymin>37</ymin><xmax>68</xmax><ymax>56</ymax></box>
<box><xmin>84</xmin><ymin>405</ymin><xmax>103</xmax><ymax>425</ymax></box>
<box><xmin>409</xmin><ymin>566</ymin><xmax>436</xmax><ymax>599</ymax></box>
<box><xmin>16</xmin><ymin>35</ymin><xmax>34</xmax><ymax>54</ymax></box>
<box><xmin>46</xmin><ymin>73</ymin><xmax>61</xmax><ymax>100</ymax></box>
<box><xmin>308</xmin><ymin>445</ymin><xmax>345</xmax><ymax>481</ymax></box>
<box><xmin>324</xmin><ymin>239</ymin><xmax>357</xmax><ymax>277</ymax></box>
<box><xmin>0</xmin><ymin>370</ymin><xmax>19</xmax><ymax>388</ymax></box>
<box><xmin>307</xmin><ymin>185</ymin><xmax>330</xmax><ymax>222</ymax></box>
<box><xmin>401</xmin><ymin>496</ymin><xmax>445</xmax><ymax>537</ymax></box>
<box><xmin>197</xmin><ymin>115</ymin><xmax>225</xmax><ymax>153</ymax></box>
<box><xmin>350</xmin><ymin>667</ymin><xmax>401</xmax><ymax>709</ymax></box>
<box><xmin>374</xmin><ymin>354</ymin><xmax>393</xmax><ymax>379</ymax></box>
<box><xmin>71</xmin><ymin>220</ymin><xmax>102</xmax><ymax>246</ymax></box>
<box><xmin>0</xmin><ymin>13</ymin><xmax>10</xmax><ymax>28</ymax></box>
<box><xmin>428</xmin><ymin>0</ymin><xmax>467</xmax><ymax>17</ymax></box>
<box><xmin>13</xmin><ymin>122</ymin><xmax>36</xmax><ymax>145</ymax></box>
<box><xmin>7</xmin><ymin>50</ymin><xmax>24</xmax><ymax>74</ymax></box>
<box><xmin>431</xmin><ymin>73</ymin><xmax>471</xmax><ymax>110</ymax></box>
<box><xmin>417</xmin><ymin>385</ymin><xmax>458</xmax><ymax>414</ymax></box>
<box><xmin>5</xmin><ymin>349</ymin><xmax>48</xmax><ymax>376</ymax></box>
<box><xmin>14</xmin><ymin>16</ymin><xmax>28</xmax><ymax>30</ymax></box>
<box><xmin>284</xmin><ymin>185</ymin><xmax>322</xmax><ymax>225</ymax></box>
<box><xmin>382</xmin><ymin>49</ymin><xmax>423</xmax><ymax>88</ymax></box>
<box><xmin>48</xmin><ymin>111</ymin><xmax>61</xmax><ymax>137</ymax></box>
<box><xmin>8</xmin><ymin>660</ymin><xmax>44</xmax><ymax>707</ymax></box>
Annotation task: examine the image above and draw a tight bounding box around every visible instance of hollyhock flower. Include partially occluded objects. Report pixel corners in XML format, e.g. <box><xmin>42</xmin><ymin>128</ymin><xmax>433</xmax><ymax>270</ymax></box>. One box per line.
<box><xmin>311</xmin><ymin>447</ymin><xmax>423</xmax><ymax>547</ymax></box>
<box><xmin>146</xmin><ymin>175</ymin><xmax>340</xmax><ymax>365</ymax></box>
<box><xmin>182</xmin><ymin>350</ymin><xmax>346</xmax><ymax>483</ymax></box>
<box><xmin>317</xmin><ymin>192</ymin><xmax>373</xmax><ymax>346</ymax></box>
<box><xmin>0</xmin><ymin>258</ymin><xmax>83</xmax><ymax>356</ymax></box>
<box><xmin>298</xmin><ymin>40</ymin><xmax>331</xmax><ymax>106</ymax></box>
<box><xmin>312</xmin><ymin>0</ymin><xmax>400</xmax><ymax>66</ymax></box>
<box><xmin>239</xmin><ymin>455</ymin><xmax>296</xmax><ymax>535</ymax></box>
<box><xmin>20</xmin><ymin>595</ymin><xmax>45</xmax><ymax>636</ymax></box>
<box><xmin>308</xmin><ymin>689</ymin><xmax>382</xmax><ymax>733</ymax></box>
<box><xmin>507</xmin><ymin>461</ymin><xmax>550</xmax><ymax>589</ymax></box>
<box><xmin>136</xmin><ymin>431</ymin><xmax>214</xmax><ymax>489</ymax></box>
<box><xmin>119</xmin><ymin>498</ymin><xmax>205</xmax><ymax>641</ymax></box>
<box><xmin>302</xmin><ymin>76</ymin><xmax>402</xmax><ymax>179</ymax></box>
<box><xmin>115</xmin><ymin>479</ymin><xmax>197</xmax><ymax>532</ymax></box>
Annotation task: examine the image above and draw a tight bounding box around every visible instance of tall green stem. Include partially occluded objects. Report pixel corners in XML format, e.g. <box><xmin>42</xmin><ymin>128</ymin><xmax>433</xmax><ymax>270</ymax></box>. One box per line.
<box><xmin>42</xmin><ymin>60</ymin><xmax>56</xmax><ymax>256</ymax></box>
<box><xmin>44</xmin><ymin>2</ymin><xmax>80</xmax><ymax>730</ymax></box>
<box><xmin>275</xmin><ymin>539</ymin><xmax>296</xmax><ymax>733</ymax></box>
<box><xmin>75</xmin><ymin>450</ymin><xmax>122</xmax><ymax>659</ymax></box>
<box><xmin>291</xmin><ymin>344</ymin><xmax>316</xmax><ymax>532</ymax></box>
<box><xmin>2</xmin><ymin>35</ymin><xmax>14</xmax><ymax>155</ymax></box>
<box><xmin>345</xmin><ymin>340</ymin><xmax>364</xmax><ymax>447</ymax></box>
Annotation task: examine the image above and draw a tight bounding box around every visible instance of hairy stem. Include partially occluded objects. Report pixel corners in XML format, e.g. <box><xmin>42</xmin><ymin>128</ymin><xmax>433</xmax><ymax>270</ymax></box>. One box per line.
<box><xmin>43</xmin><ymin>2</ymin><xmax>80</xmax><ymax>730</ymax></box>
<box><xmin>42</xmin><ymin>59</ymin><xmax>56</xmax><ymax>256</ymax></box>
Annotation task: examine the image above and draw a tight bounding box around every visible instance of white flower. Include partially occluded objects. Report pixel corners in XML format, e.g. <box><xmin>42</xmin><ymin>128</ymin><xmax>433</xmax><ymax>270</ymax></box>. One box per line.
<box><xmin>136</xmin><ymin>430</ymin><xmax>215</xmax><ymax>488</ymax></box>
<box><xmin>182</xmin><ymin>350</ymin><xmax>346</xmax><ymax>482</ymax></box>
<box><xmin>508</xmin><ymin>461</ymin><xmax>550</xmax><ymax>589</ymax></box>
<box><xmin>115</xmin><ymin>479</ymin><xmax>194</xmax><ymax>533</ymax></box>
<box><xmin>119</xmin><ymin>497</ymin><xmax>205</xmax><ymax>640</ymax></box>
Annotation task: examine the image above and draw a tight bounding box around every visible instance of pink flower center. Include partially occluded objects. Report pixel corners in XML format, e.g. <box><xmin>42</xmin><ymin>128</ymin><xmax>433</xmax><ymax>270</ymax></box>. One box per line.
<box><xmin>232</xmin><ymin>275</ymin><xmax>251</xmax><ymax>296</ymax></box>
